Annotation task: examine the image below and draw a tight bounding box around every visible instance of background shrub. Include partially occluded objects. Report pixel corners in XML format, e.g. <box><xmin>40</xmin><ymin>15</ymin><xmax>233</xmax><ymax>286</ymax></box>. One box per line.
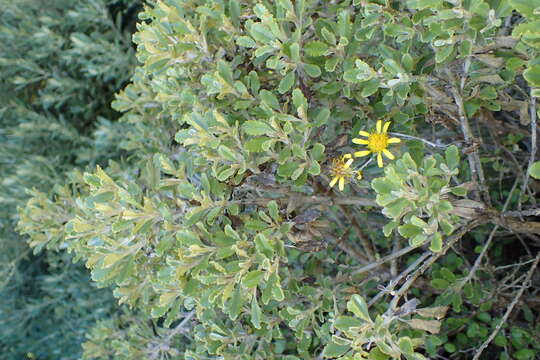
<box><xmin>11</xmin><ymin>0</ymin><xmax>540</xmax><ymax>359</ymax></box>
<box><xmin>0</xmin><ymin>0</ymin><xmax>140</xmax><ymax>358</ymax></box>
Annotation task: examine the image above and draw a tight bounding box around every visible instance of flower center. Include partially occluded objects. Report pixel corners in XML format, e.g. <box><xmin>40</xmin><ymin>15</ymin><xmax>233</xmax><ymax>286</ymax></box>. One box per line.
<box><xmin>330</xmin><ymin>159</ymin><xmax>354</xmax><ymax>178</ymax></box>
<box><xmin>368</xmin><ymin>133</ymin><xmax>389</xmax><ymax>152</ymax></box>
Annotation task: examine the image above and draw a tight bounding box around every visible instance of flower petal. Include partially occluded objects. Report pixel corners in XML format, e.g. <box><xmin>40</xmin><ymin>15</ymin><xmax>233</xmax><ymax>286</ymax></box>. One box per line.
<box><xmin>352</xmin><ymin>138</ymin><xmax>369</xmax><ymax>145</ymax></box>
<box><xmin>339</xmin><ymin>177</ymin><xmax>345</xmax><ymax>191</ymax></box>
<box><xmin>343</xmin><ymin>153</ymin><xmax>353</xmax><ymax>159</ymax></box>
<box><xmin>354</xmin><ymin>150</ymin><xmax>371</xmax><ymax>157</ymax></box>
<box><xmin>383</xmin><ymin>149</ymin><xmax>395</xmax><ymax>160</ymax></box>
<box><xmin>377</xmin><ymin>152</ymin><xmax>383</xmax><ymax>167</ymax></box>
<box><xmin>388</xmin><ymin>137</ymin><xmax>401</xmax><ymax>144</ymax></box>
<box><xmin>383</xmin><ymin>121</ymin><xmax>391</xmax><ymax>133</ymax></box>
<box><xmin>358</xmin><ymin>130</ymin><xmax>370</xmax><ymax>137</ymax></box>
<box><xmin>376</xmin><ymin>120</ymin><xmax>382</xmax><ymax>133</ymax></box>
<box><xmin>356</xmin><ymin>171</ymin><xmax>363</xmax><ymax>180</ymax></box>
<box><xmin>344</xmin><ymin>158</ymin><xmax>354</xmax><ymax>168</ymax></box>
<box><xmin>329</xmin><ymin>176</ymin><xmax>338</xmax><ymax>188</ymax></box>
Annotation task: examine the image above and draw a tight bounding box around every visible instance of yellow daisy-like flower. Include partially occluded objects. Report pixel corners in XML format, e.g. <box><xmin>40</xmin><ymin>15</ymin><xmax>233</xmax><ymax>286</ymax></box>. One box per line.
<box><xmin>352</xmin><ymin>120</ymin><xmax>401</xmax><ymax>168</ymax></box>
<box><xmin>329</xmin><ymin>154</ymin><xmax>362</xmax><ymax>191</ymax></box>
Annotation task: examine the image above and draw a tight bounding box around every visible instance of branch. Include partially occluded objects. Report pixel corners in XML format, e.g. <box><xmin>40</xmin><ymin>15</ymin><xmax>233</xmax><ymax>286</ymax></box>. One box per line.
<box><xmin>368</xmin><ymin>251</ymin><xmax>431</xmax><ymax>307</ymax></box>
<box><xmin>239</xmin><ymin>195</ymin><xmax>377</xmax><ymax>207</ymax></box>
<box><xmin>458</xmin><ymin>177</ymin><xmax>520</xmax><ymax>289</ymax></box>
<box><xmin>472</xmin><ymin>252</ymin><xmax>540</xmax><ymax>360</ymax></box>
<box><xmin>519</xmin><ymin>92</ymin><xmax>538</xmax><ymax>213</ymax></box>
<box><xmin>389</xmin><ymin>132</ymin><xmax>451</xmax><ymax>148</ymax></box>
<box><xmin>350</xmin><ymin>242</ymin><xmax>421</xmax><ymax>276</ymax></box>
<box><xmin>385</xmin><ymin>217</ymin><xmax>487</xmax><ymax>313</ymax></box>
<box><xmin>148</xmin><ymin>310</ymin><xmax>195</xmax><ymax>360</ymax></box>
<box><xmin>326</xmin><ymin>232</ymin><xmax>370</xmax><ymax>265</ymax></box>
<box><xmin>503</xmin><ymin>207</ymin><xmax>540</xmax><ymax>218</ymax></box>
<box><xmin>445</xmin><ymin>68</ymin><xmax>491</xmax><ymax>207</ymax></box>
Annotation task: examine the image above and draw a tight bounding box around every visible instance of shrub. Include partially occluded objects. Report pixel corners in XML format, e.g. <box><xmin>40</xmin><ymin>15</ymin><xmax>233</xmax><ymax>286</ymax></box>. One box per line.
<box><xmin>18</xmin><ymin>0</ymin><xmax>540</xmax><ymax>359</ymax></box>
<box><xmin>0</xmin><ymin>0</ymin><xmax>140</xmax><ymax>358</ymax></box>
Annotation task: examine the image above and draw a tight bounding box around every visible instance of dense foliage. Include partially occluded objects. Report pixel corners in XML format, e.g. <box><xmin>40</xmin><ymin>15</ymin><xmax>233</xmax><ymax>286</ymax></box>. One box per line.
<box><xmin>0</xmin><ymin>0</ymin><xmax>140</xmax><ymax>358</ymax></box>
<box><xmin>7</xmin><ymin>0</ymin><xmax>540</xmax><ymax>359</ymax></box>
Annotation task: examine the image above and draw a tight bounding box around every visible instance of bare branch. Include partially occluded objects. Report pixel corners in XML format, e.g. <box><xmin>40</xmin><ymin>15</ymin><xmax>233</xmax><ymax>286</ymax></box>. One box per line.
<box><xmin>519</xmin><ymin>93</ymin><xmax>538</xmax><ymax>213</ymax></box>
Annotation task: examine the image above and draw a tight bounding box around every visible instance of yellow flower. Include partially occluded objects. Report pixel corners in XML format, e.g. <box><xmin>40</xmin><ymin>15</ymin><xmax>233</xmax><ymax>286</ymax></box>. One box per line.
<box><xmin>329</xmin><ymin>154</ymin><xmax>362</xmax><ymax>191</ymax></box>
<box><xmin>352</xmin><ymin>120</ymin><xmax>401</xmax><ymax>168</ymax></box>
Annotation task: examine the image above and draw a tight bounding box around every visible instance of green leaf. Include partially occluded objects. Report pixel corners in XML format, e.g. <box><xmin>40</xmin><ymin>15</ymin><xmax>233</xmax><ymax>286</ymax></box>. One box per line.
<box><xmin>243</xmin><ymin>270</ymin><xmax>265</xmax><ymax>288</ymax></box>
<box><xmin>84</xmin><ymin>174</ymin><xmax>102</xmax><ymax>187</ymax></box>
<box><xmin>530</xmin><ymin>161</ymin><xmax>540</xmax><ymax>179</ymax></box>
<box><xmin>344</xmin><ymin>59</ymin><xmax>375</xmax><ymax>82</ymax></box>
<box><xmin>243</xmin><ymin>120</ymin><xmax>274</xmax><ymax>135</ymax></box>
<box><xmin>304</xmin><ymin>63</ymin><xmax>322</xmax><ymax>77</ymax></box>
<box><xmin>236</xmin><ymin>36</ymin><xmax>256</xmax><ymax>47</ymax></box>
<box><xmin>431</xmin><ymin>278</ymin><xmax>450</xmax><ymax>290</ymax></box>
<box><xmin>451</xmin><ymin>186</ymin><xmax>467</xmax><ymax>196</ymax></box>
<box><xmin>267</xmin><ymin>200</ymin><xmax>280</xmax><ymax>221</ymax></box>
<box><xmin>384</xmin><ymin>198</ymin><xmax>410</xmax><ymax>219</ymax></box>
<box><xmin>514</xmin><ymin>348</ymin><xmax>535</xmax><ymax>360</ymax></box>
<box><xmin>435</xmin><ymin>44</ymin><xmax>454</xmax><ymax>63</ymax></box>
<box><xmin>398</xmin><ymin>224</ymin><xmax>423</xmax><ymax>238</ymax></box>
<box><xmin>218</xmin><ymin>145</ymin><xmax>237</xmax><ymax>162</ymax></box>
<box><xmin>524</xmin><ymin>65</ymin><xmax>540</xmax><ymax>87</ymax></box>
<box><xmin>325</xmin><ymin>57</ymin><xmax>339</xmax><ymax>72</ymax></box>
<box><xmin>314</xmin><ymin>107</ymin><xmax>330</xmax><ymax>127</ymax></box>
<box><xmin>184</xmin><ymin>208</ymin><xmax>209</xmax><ymax>227</ymax></box>
<box><xmin>224</xmin><ymin>224</ymin><xmax>241</xmax><ymax>241</ymax></box>
<box><xmin>361</xmin><ymin>78</ymin><xmax>380</xmax><ymax>97</ymax></box>
<box><xmin>226</xmin><ymin>285</ymin><xmax>244</xmax><ymax>320</ymax></box>
<box><xmin>251</xmin><ymin>296</ymin><xmax>262</xmax><ymax>329</ymax></box>
<box><xmin>509</xmin><ymin>0</ymin><xmax>540</xmax><ymax>19</ymax></box>
<box><xmin>334</xmin><ymin>316</ymin><xmax>364</xmax><ymax>332</ymax></box>
<box><xmin>371</xmin><ymin>347</ymin><xmax>391</xmax><ymax>360</ymax></box>
<box><xmin>322</xmin><ymin>341</ymin><xmax>350</xmax><ymax>358</ymax></box>
<box><xmin>383</xmin><ymin>221</ymin><xmax>397</xmax><ymax>237</ymax></box>
<box><xmin>278</xmin><ymin>71</ymin><xmax>295</xmax><ymax>94</ymax></box>
<box><xmin>398</xmin><ymin>337</ymin><xmax>414</xmax><ymax>355</ymax></box>
<box><xmin>445</xmin><ymin>145</ymin><xmax>460</xmax><ymax>170</ymax></box>
<box><xmin>229</xmin><ymin>0</ymin><xmax>241</xmax><ymax>25</ymax></box>
<box><xmin>290</xmin><ymin>42</ymin><xmax>300</xmax><ymax>62</ymax></box>
<box><xmin>217</xmin><ymin>167</ymin><xmax>236</xmax><ymax>181</ymax></box>
<box><xmin>372</xmin><ymin>178</ymin><xmax>396</xmax><ymax>195</ymax></box>
<box><xmin>347</xmin><ymin>294</ymin><xmax>372</xmax><ymax>323</ymax></box>
<box><xmin>304</xmin><ymin>41</ymin><xmax>329</xmax><ymax>56</ymax></box>
<box><xmin>277</xmin><ymin>162</ymin><xmax>300</xmax><ymax>178</ymax></box>
<box><xmin>321</xmin><ymin>27</ymin><xmax>337</xmax><ymax>44</ymax></box>
<box><xmin>259</xmin><ymin>90</ymin><xmax>280</xmax><ymax>110</ymax></box>
<box><xmin>249</xmin><ymin>23</ymin><xmax>275</xmax><ymax>43</ymax></box>
<box><xmin>292</xmin><ymin>88</ymin><xmax>307</xmax><ymax>109</ymax></box>
<box><xmin>269</xmin><ymin>273</ymin><xmax>284</xmax><ymax>301</ymax></box>
<box><xmin>429</xmin><ymin>233</ymin><xmax>443</xmax><ymax>252</ymax></box>
<box><xmin>245</xmin><ymin>137</ymin><xmax>270</xmax><ymax>152</ymax></box>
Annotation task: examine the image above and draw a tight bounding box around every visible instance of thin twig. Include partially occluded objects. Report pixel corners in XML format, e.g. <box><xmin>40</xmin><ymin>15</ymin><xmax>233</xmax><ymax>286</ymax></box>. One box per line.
<box><xmin>368</xmin><ymin>251</ymin><xmax>431</xmax><ymax>307</ymax></box>
<box><xmin>386</xmin><ymin>218</ymin><xmax>486</xmax><ymax>313</ymax></box>
<box><xmin>326</xmin><ymin>230</ymin><xmax>370</xmax><ymax>265</ymax></box>
<box><xmin>165</xmin><ymin>310</ymin><xmax>195</xmax><ymax>342</ymax></box>
<box><xmin>238</xmin><ymin>195</ymin><xmax>377</xmax><ymax>207</ymax></box>
<box><xmin>445</xmin><ymin>68</ymin><xmax>491</xmax><ymax>206</ymax></box>
<box><xmin>339</xmin><ymin>205</ymin><xmax>376</xmax><ymax>262</ymax></box>
<box><xmin>390</xmin><ymin>233</ymin><xmax>400</xmax><ymax>277</ymax></box>
<box><xmin>519</xmin><ymin>93</ymin><xmax>538</xmax><ymax>214</ymax></box>
<box><xmin>472</xmin><ymin>252</ymin><xmax>540</xmax><ymax>360</ymax></box>
<box><xmin>350</xmin><ymin>242</ymin><xmax>422</xmax><ymax>276</ymax></box>
<box><xmin>458</xmin><ymin>177</ymin><xmax>519</xmax><ymax>289</ymax></box>
<box><xmin>148</xmin><ymin>310</ymin><xmax>195</xmax><ymax>360</ymax></box>
<box><xmin>503</xmin><ymin>207</ymin><xmax>540</xmax><ymax>217</ymax></box>
<box><xmin>389</xmin><ymin>132</ymin><xmax>451</xmax><ymax>148</ymax></box>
